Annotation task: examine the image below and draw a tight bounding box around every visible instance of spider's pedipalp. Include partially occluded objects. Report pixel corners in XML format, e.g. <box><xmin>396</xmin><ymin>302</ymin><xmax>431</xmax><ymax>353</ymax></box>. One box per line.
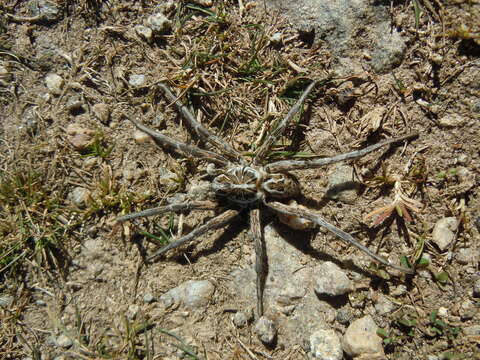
<box><xmin>116</xmin><ymin>200</ymin><xmax>219</xmax><ymax>223</ymax></box>
<box><xmin>147</xmin><ymin>209</ymin><xmax>240</xmax><ymax>262</ymax></box>
<box><xmin>250</xmin><ymin>208</ymin><xmax>266</xmax><ymax>317</ymax></box>
<box><xmin>158</xmin><ymin>83</ymin><xmax>240</xmax><ymax>160</ymax></box>
<box><xmin>254</xmin><ymin>80</ymin><xmax>318</xmax><ymax>164</ymax></box>
<box><xmin>266</xmin><ymin>132</ymin><xmax>419</xmax><ymax>173</ymax></box>
<box><xmin>265</xmin><ymin>201</ymin><xmax>415</xmax><ymax>274</ymax></box>
<box><xmin>127</xmin><ymin>117</ymin><xmax>229</xmax><ymax>166</ymax></box>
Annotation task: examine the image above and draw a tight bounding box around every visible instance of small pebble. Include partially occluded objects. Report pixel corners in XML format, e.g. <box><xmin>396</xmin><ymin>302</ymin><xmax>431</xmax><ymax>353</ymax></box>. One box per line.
<box><xmin>270</xmin><ymin>32</ymin><xmax>282</xmax><ymax>45</ymax></box>
<box><xmin>456</xmin><ymin>153</ymin><xmax>469</xmax><ymax>165</ymax></box>
<box><xmin>66</xmin><ymin>123</ymin><xmax>95</xmax><ymax>150</ymax></box>
<box><xmin>22</xmin><ymin>108</ymin><xmax>39</xmax><ymax>134</ymax></box>
<box><xmin>92</xmin><ymin>103</ymin><xmax>111</xmax><ymax>124</ymax></box>
<box><xmin>146</xmin><ymin>13</ymin><xmax>172</xmax><ymax>34</ymax></box>
<box><xmin>342</xmin><ymin>315</ymin><xmax>385</xmax><ymax>358</ymax></box>
<box><xmin>134</xmin><ymin>129</ymin><xmax>151</xmax><ymax>143</ymax></box>
<box><xmin>158</xmin><ymin>167</ymin><xmax>177</xmax><ymax>186</ymax></box>
<box><xmin>68</xmin><ymin>187</ymin><xmax>91</xmax><ymax>208</ymax></box>
<box><xmin>438</xmin><ymin>113</ymin><xmax>466</xmax><ymax>128</ymax></box>
<box><xmin>135</xmin><ymin>25</ymin><xmax>153</xmax><ymax>42</ymax></box>
<box><xmin>314</xmin><ymin>261</ymin><xmax>352</xmax><ymax>297</ymax></box>
<box><xmin>473</xmin><ymin>278</ymin><xmax>480</xmax><ymax>298</ymax></box>
<box><xmin>455</xmin><ymin>247</ymin><xmax>474</xmax><ymax>265</ymax></box>
<box><xmin>143</xmin><ymin>293</ymin><xmax>155</xmax><ymax>304</ymax></box>
<box><xmin>45</xmin><ymin>73</ymin><xmax>64</xmax><ymax>95</ymax></box>
<box><xmin>437</xmin><ymin>307</ymin><xmax>448</xmax><ymax>318</ymax></box>
<box><xmin>55</xmin><ymin>334</ymin><xmax>73</xmax><ymax>349</ymax></box>
<box><xmin>310</xmin><ymin>329</ymin><xmax>343</xmax><ymax>360</ymax></box>
<box><xmin>432</xmin><ymin>217</ymin><xmax>458</xmax><ymax>251</ymax></box>
<box><xmin>336</xmin><ymin>308</ymin><xmax>352</xmax><ymax>325</ymax></box>
<box><xmin>160</xmin><ymin>280</ymin><xmax>215</xmax><ymax>309</ymax></box>
<box><xmin>129</xmin><ymin>74</ymin><xmax>146</xmax><ymax>87</ymax></box>
<box><xmin>255</xmin><ymin>316</ymin><xmax>276</xmax><ymax>344</ymax></box>
<box><xmin>127</xmin><ymin>304</ymin><xmax>140</xmax><ymax>320</ymax></box>
<box><xmin>233</xmin><ymin>311</ymin><xmax>248</xmax><ymax>328</ymax></box>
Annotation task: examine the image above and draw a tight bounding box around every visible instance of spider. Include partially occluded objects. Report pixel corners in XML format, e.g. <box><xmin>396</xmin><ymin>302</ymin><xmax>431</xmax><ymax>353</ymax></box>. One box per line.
<box><xmin>117</xmin><ymin>80</ymin><xmax>417</xmax><ymax>317</ymax></box>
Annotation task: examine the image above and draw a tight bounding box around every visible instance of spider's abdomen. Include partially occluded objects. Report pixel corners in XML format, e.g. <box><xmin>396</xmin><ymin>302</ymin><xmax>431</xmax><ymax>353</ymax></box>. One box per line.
<box><xmin>212</xmin><ymin>165</ymin><xmax>300</xmax><ymax>204</ymax></box>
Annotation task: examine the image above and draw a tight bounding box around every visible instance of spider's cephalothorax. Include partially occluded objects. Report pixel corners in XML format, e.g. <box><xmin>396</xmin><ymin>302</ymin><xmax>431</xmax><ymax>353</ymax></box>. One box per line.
<box><xmin>211</xmin><ymin>165</ymin><xmax>300</xmax><ymax>204</ymax></box>
<box><xmin>117</xmin><ymin>80</ymin><xmax>418</xmax><ymax>318</ymax></box>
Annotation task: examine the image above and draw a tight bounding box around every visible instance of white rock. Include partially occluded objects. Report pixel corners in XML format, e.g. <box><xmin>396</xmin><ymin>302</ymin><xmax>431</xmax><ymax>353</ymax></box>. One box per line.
<box><xmin>129</xmin><ymin>74</ymin><xmax>146</xmax><ymax>87</ymax></box>
<box><xmin>45</xmin><ymin>73</ymin><xmax>64</xmax><ymax>95</ymax></box>
<box><xmin>160</xmin><ymin>280</ymin><xmax>214</xmax><ymax>309</ymax></box>
<box><xmin>342</xmin><ymin>315</ymin><xmax>385</xmax><ymax>358</ymax></box>
<box><xmin>270</xmin><ymin>32</ymin><xmax>282</xmax><ymax>44</ymax></box>
<box><xmin>146</xmin><ymin>13</ymin><xmax>172</xmax><ymax>34</ymax></box>
<box><xmin>432</xmin><ymin>217</ymin><xmax>458</xmax><ymax>251</ymax></box>
<box><xmin>314</xmin><ymin>262</ymin><xmax>352</xmax><ymax>297</ymax></box>
<box><xmin>255</xmin><ymin>316</ymin><xmax>276</xmax><ymax>344</ymax></box>
<box><xmin>135</xmin><ymin>25</ymin><xmax>153</xmax><ymax>42</ymax></box>
<box><xmin>437</xmin><ymin>307</ymin><xmax>448</xmax><ymax>318</ymax></box>
<box><xmin>310</xmin><ymin>329</ymin><xmax>343</xmax><ymax>360</ymax></box>
<box><xmin>69</xmin><ymin>187</ymin><xmax>91</xmax><ymax>208</ymax></box>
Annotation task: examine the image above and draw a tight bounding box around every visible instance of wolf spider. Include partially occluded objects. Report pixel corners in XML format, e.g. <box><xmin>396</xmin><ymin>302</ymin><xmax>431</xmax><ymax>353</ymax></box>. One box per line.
<box><xmin>118</xmin><ymin>80</ymin><xmax>417</xmax><ymax>316</ymax></box>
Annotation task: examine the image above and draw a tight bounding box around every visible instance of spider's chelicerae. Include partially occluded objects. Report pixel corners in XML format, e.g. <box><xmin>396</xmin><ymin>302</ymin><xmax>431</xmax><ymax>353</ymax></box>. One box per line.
<box><xmin>118</xmin><ymin>80</ymin><xmax>417</xmax><ymax>316</ymax></box>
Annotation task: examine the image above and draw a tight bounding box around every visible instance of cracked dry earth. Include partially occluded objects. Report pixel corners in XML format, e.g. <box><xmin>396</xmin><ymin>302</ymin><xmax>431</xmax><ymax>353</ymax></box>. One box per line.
<box><xmin>1</xmin><ymin>0</ymin><xmax>480</xmax><ymax>360</ymax></box>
